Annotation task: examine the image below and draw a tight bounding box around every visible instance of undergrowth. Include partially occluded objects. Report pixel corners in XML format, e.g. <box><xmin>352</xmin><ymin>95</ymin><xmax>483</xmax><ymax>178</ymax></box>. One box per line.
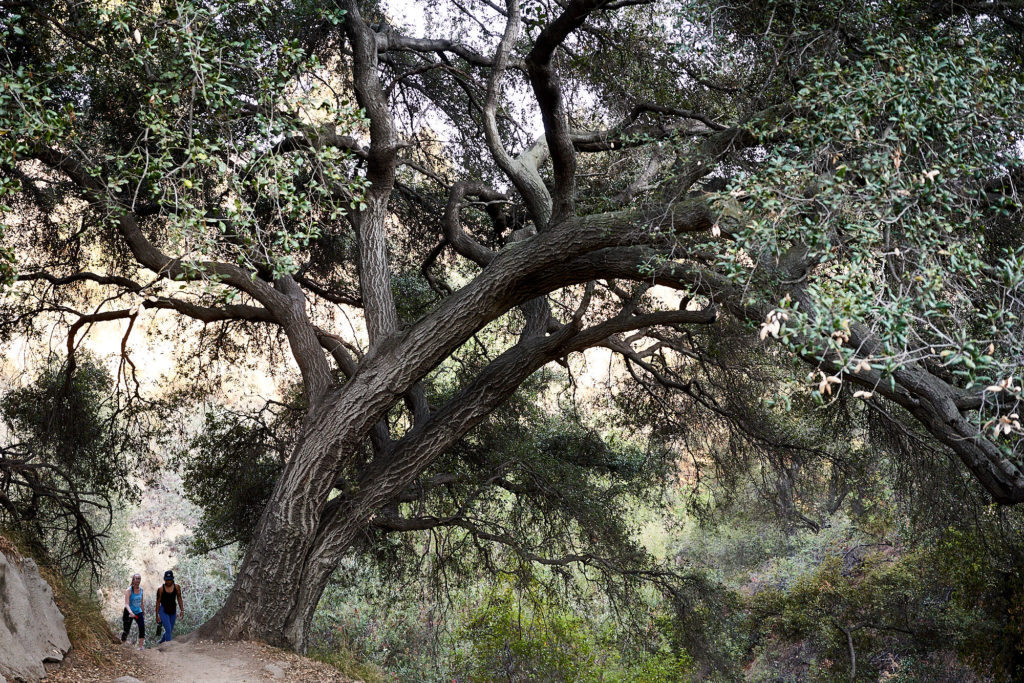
<box><xmin>308</xmin><ymin>643</ymin><xmax>398</xmax><ymax>683</ymax></box>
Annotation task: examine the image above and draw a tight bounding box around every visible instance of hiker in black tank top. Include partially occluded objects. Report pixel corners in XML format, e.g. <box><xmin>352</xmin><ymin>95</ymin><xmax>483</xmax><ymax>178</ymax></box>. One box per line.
<box><xmin>155</xmin><ymin>569</ymin><xmax>184</xmax><ymax>643</ymax></box>
<box><xmin>160</xmin><ymin>584</ymin><xmax>178</xmax><ymax>614</ymax></box>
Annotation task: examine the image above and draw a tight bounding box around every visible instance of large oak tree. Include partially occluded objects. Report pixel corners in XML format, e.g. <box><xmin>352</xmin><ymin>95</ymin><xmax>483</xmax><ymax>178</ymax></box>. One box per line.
<box><xmin>2</xmin><ymin>0</ymin><xmax>1022</xmax><ymax>650</ymax></box>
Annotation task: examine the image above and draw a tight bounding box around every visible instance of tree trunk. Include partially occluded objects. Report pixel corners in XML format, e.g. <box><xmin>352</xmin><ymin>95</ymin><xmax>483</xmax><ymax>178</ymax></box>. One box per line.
<box><xmin>191</xmin><ymin>401</ymin><xmax>346</xmax><ymax>644</ymax></box>
<box><xmin>280</xmin><ymin>512</ymin><xmax>364</xmax><ymax>652</ymax></box>
<box><xmin>188</xmin><ymin>204</ymin><xmax>722</xmax><ymax>649</ymax></box>
<box><xmin>274</xmin><ymin>324</ymin><xmax>582</xmax><ymax>649</ymax></box>
<box><xmin>196</xmin><ymin>301</ymin><xmax>639</xmax><ymax>649</ymax></box>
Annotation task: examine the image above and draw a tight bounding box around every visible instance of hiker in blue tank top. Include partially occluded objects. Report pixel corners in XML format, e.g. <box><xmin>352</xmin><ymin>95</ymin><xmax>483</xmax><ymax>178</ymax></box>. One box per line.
<box><xmin>121</xmin><ymin>573</ymin><xmax>145</xmax><ymax>649</ymax></box>
<box><xmin>156</xmin><ymin>569</ymin><xmax>184</xmax><ymax>643</ymax></box>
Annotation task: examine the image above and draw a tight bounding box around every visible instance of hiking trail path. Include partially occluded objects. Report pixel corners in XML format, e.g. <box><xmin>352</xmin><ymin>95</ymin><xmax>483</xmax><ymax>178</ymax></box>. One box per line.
<box><xmin>49</xmin><ymin>637</ymin><xmax>354</xmax><ymax>682</ymax></box>
<box><xmin>139</xmin><ymin>640</ymin><xmax>292</xmax><ymax>682</ymax></box>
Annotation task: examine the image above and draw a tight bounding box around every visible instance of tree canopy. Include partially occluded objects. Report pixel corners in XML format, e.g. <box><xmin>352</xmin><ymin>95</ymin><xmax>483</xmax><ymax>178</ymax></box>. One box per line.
<box><xmin>1</xmin><ymin>0</ymin><xmax>1022</xmax><ymax>653</ymax></box>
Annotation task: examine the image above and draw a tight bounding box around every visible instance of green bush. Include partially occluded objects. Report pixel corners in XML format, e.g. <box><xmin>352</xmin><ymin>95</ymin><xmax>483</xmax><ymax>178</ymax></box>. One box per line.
<box><xmin>747</xmin><ymin>527</ymin><xmax>1006</xmax><ymax>681</ymax></box>
<box><xmin>456</xmin><ymin>581</ymin><xmax>693</xmax><ymax>683</ymax></box>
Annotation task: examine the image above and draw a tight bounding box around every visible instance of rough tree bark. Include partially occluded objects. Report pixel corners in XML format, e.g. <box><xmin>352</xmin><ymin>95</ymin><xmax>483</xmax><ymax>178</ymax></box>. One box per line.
<box><xmin>191</xmin><ymin>194</ymin><xmax>717</xmax><ymax>646</ymax></box>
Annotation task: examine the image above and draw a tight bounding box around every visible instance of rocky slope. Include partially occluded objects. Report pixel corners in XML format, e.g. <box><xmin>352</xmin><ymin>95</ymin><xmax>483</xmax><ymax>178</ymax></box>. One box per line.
<box><xmin>0</xmin><ymin>540</ymin><xmax>72</xmax><ymax>682</ymax></box>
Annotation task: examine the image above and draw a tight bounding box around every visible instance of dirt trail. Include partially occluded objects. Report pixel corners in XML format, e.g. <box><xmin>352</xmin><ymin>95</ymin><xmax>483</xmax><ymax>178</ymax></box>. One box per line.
<box><xmin>141</xmin><ymin>640</ymin><xmax>272</xmax><ymax>682</ymax></box>
<box><xmin>48</xmin><ymin>637</ymin><xmax>355</xmax><ymax>682</ymax></box>
<box><xmin>138</xmin><ymin>639</ymin><xmax>352</xmax><ymax>682</ymax></box>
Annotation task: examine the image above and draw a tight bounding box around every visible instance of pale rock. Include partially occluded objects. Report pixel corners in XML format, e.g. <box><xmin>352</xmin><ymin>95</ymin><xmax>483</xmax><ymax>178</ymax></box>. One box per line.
<box><xmin>262</xmin><ymin>663</ymin><xmax>286</xmax><ymax>679</ymax></box>
<box><xmin>0</xmin><ymin>549</ymin><xmax>72</xmax><ymax>682</ymax></box>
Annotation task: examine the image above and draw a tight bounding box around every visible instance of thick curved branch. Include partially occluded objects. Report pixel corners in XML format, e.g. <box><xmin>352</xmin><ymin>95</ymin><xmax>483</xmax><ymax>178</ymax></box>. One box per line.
<box><xmin>340</xmin><ymin>0</ymin><xmax>401</xmax><ymax>345</ymax></box>
<box><xmin>18</xmin><ymin>270</ymin><xmax>144</xmax><ymax>291</ymax></box>
<box><xmin>375</xmin><ymin>30</ymin><xmax>503</xmax><ymax>68</ymax></box>
<box><xmin>273</xmin><ymin>274</ymin><xmax>337</xmax><ymax>398</ymax></box>
<box><xmin>24</xmin><ymin>148</ymin><xmax>344</xmax><ymax>397</ymax></box>
<box><xmin>326</xmin><ymin>304</ymin><xmax>719</xmax><ymax>542</ymax></box>
<box><xmin>526</xmin><ymin>0</ymin><xmax>619</xmax><ymax>222</ymax></box>
<box><xmin>29</xmin><ymin>146</ymin><xmax>286</xmax><ymax>311</ymax></box>
<box><xmin>145</xmin><ymin>298</ymin><xmax>276</xmax><ymax>324</ymax></box>
<box><xmin>443</xmin><ymin>180</ymin><xmax>506</xmax><ymax>266</ymax></box>
<box><xmin>482</xmin><ymin>0</ymin><xmax>554</xmax><ymax>228</ymax></box>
